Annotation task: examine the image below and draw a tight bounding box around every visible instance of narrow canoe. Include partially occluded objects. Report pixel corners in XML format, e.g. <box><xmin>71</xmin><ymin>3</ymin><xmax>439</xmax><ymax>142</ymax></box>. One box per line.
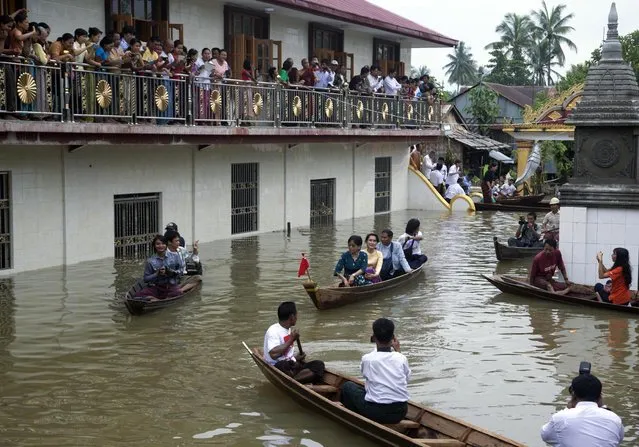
<box><xmin>243</xmin><ymin>343</ymin><xmax>525</xmax><ymax>447</ymax></box>
<box><xmin>493</xmin><ymin>237</ymin><xmax>542</xmax><ymax>261</ymax></box>
<box><xmin>303</xmin><ymin>265</ymin><xmax>424</xmax><ymax>310</ymax></box>
<box><xmin>482</xmin><ymin>274</ymin><xmax>639</xmax><ymax>314</ymax></box>
<box><xmin>474</xmin><ymin>202</ymin><xmax>550</xmax><ymax>213</ymax></box>
<box><xmin>496</xmin><ymin>194</ymin><xmax>545</xmax><ymax>206</ymax></box>
<box><xmin>124</xmin><ymin>275</ymin><xmax>202</xmax><ymax>315</ymax></box>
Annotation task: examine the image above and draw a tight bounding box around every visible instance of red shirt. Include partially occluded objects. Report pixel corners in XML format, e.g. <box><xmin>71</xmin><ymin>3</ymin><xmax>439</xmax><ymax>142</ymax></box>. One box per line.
<box><xmin>241</xmin><ymin>68</ymin><xmax>252</xmax><ymax>81</ymax></box>
<box><xmin>605</xmin><ymin>266</ymin><xmax>631</xmax><ymax>304</ymax></box>
<box><xmin>530</xmin><ymin>250</ymin><xmax>565</xmax><ymax>281</ymax></box>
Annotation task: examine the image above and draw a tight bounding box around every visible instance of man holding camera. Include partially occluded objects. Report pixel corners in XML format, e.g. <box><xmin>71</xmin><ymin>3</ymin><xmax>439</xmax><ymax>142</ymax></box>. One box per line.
<box><xmin>540</xmin><ymin>365</ymin><xmax>624</xmax><ymax>446</ymax></box>
<box><xmin>508</xmin><ymin>212</ymin><xmax>542</xmax><ymax>248</ymax></box>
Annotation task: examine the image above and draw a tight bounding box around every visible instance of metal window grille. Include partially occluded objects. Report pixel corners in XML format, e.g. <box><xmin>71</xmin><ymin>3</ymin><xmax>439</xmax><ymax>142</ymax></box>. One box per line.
<box><xmin>114</xmin><ymin>192</ymin><xmax>161</xmax><ymax>259</ymax></box>
<box><xmin>0</xmin><ymin>172</ymin><xmax>11</xmax><ymax>270</ymax></box>
<box><xmin>231</xmin><ymin>163</ymin><xmax>259</xmax><ymax>234</ymax></box>
<box><xmin>375</xmin><ymin>157</ymin><xmax>392</xmax><ymax>213</ymax></box>
<box><xmin>310</xmin><ymin>178</ymin><xmax>336</xmax><ymax>227</ymax></box>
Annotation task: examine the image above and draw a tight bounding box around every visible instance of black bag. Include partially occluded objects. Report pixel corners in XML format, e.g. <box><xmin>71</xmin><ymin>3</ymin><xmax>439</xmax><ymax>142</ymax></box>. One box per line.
<box><xmin>402</xmin><ymin>239</ymin><xmax>415</xmax><ymax>262</ymax></box>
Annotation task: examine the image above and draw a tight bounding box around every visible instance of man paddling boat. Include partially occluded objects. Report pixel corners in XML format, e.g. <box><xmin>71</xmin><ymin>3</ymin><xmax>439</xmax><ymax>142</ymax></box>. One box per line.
<box><xmin>529</xmin><ymin>239</ymin><xmax>572</xmax><ymax>295</ymax></box>
<box><xmin>263</xmin><ymin>302</ymin><xmax>325</xmax><ymax>384</ymax></box>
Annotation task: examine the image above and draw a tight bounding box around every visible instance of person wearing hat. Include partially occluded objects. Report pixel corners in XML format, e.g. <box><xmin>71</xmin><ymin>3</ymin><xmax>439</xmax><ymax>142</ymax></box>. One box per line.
<box><xmin>340</xmin><ymin>318</ymin><xmax>410</xmax><ymax>424</ymax></box>
<box><xmin>541</xmin><ymin>373</ymin><xmax>624</xmax><ymax>446</ymax></box>
<box><xmin>165</xmin><ymin>222</ymin><xmax>185</xmax><ymax>247</ymax></box>
<box><xmin>543</xmin><ymin>197</ymin><xmax>561</xmax><ymax>241</ymax></box>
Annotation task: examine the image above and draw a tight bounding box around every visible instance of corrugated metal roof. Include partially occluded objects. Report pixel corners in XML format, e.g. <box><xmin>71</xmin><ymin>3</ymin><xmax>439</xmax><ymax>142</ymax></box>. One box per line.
<box><xmin>447</xmin><ymin>128</ymin><xmax>511</xmax><ymax>151</ymax></box>
<box><xmin>261</xmin><ymin>0</ymin><xmax>457</xmax><ymax>47</ymax></box>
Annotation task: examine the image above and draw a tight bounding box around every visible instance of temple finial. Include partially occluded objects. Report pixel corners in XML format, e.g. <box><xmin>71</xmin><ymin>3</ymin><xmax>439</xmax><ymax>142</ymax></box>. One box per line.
<box><xmin>607</xmin><ymin>3</ymin><xmax>618</xmax><ymax>39</ymax></box>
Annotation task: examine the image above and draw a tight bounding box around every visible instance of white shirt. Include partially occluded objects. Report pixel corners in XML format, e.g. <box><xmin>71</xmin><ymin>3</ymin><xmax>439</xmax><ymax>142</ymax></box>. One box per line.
<box><xmin>73</xmin><ymin>41</ymin><xmax>87</xmax><ymax>66</ymax></box>
<box><xmin>501</xmin><ymin>183</ymin><xmax>516</xmax><ymax>197</ymax></box>
<box><xmin>441</xmin><ymin>164</ymin><xmax>448</xmax><ymax>179</ymax></box>
<box><xmin>397</xmin><ymin>231</ymin><xmax>423</xmax><ymax>255</ymax></box>
<box><xmin>263</xmin><ymin>323</ymin><xmax>295</xmax><ymax>365</ymax></box>
<box><xmin>159</xmin><ymin>51</ymin><xmax>175</xmax><ymax>79</ymax></box>
<box><xmin>540</xmin><ymin>402</ymin><xmax>624</xmax><ymax>447</ymax></box>
<box><xmin>367</xmin><ymin>73</ymin><xmax>383</xmax><ymax>92</ymax></box>
<box><xmin>383</xmin><ymin>76</ymin><xmax>402</xmax><ymax>96</ymax></box>
<box><xmin>446</xmin><ymin>164</ymin><xmax>459</xmax><ymax>185</ymax></box>
<box><xmin>361</xmin><ymin>349</ymin><xmax>410</xmax><ymax>404</ymax></box>
<box><xmin>445</xmin><ymin>183</ymin><xmax>465</xmax><ymax>200</ymax></box>
<box><xmin>422</xmin><ymin>154</ymin><xmax>434</xmax><ymax>179</ymax></box>
<box><xmin>430</xmin><ymin>169</ymin><xmax>444</xmax><ymax>187</ymax></box>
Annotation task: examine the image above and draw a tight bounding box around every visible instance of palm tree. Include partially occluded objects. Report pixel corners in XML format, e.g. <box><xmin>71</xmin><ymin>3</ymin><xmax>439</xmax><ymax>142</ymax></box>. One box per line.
<box><xmin>410</xmin><ymin>65</ymin><xmax>430</xmax><ymax>78</ymax></box>
<box><xmin>485</xmin><ymin>13</ymin><xmax>534</xmax><ymax>57</ymax></box>
<box><xmin>444</xmin><ymin>42</ymin><xmax>479</xmax><ymax>92</ymax></box>
<box><xmin>531</xmin><ymin>1</ymin><xmax>577</xmax><ymax>85</ymax></box>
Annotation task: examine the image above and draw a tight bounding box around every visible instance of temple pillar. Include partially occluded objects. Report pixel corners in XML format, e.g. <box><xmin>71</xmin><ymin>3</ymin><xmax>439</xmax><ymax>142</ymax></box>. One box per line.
<box><xmin>559</xmin><ymin>3</ymin><xmax>639</xmax><ymax>288</ymax></box>
<box><xmin>515</xmin><ymin>140</ymin><xmax>532</xmax><ymax>194</ymax></box>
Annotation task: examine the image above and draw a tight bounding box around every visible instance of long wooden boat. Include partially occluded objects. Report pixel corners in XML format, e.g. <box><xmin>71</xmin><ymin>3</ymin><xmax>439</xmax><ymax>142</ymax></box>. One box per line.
<box><xmin>303</xmin><ymin>265</ymin><xmax>424</xmax><ymax>310</ymax></box>
<box><xmin>124</xmin><ymin>276</ymin><xmax>202</xmax><ymax>315</ymax></box>
<box><xmin>243</xmin><ymin>343</ymin><xmax>524</xmax><ymax>447</ymax></box>
<box><xmin>497</xmin><ymin>194</ymin><xmax>545</xmax><ymax>206</ymax></box>
<box><xmin>493</xmin><ymin>237</ymin><xmax>542</xmax><ymax>261</ymax></box>
<box><xmin>474</xmin><ymin>201</ymin><xmax>550</xmax><ymax>213</ymax></box>
<box><xmin>482</xmin><ymin>274</ymin><xmax>639</xmax><ymax>314</ymax></box>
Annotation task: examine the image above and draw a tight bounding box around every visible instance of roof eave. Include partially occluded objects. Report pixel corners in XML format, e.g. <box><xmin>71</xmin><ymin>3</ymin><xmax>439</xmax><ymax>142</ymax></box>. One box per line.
<box><xmin>262</xmin><ymin>0</ymin><xmax>458</xmax><ymax>47</ymax></box>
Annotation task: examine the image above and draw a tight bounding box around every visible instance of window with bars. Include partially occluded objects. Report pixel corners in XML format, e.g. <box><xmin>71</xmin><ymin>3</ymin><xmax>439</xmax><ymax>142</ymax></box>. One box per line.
<box><xmin>0</xmin><ymin>172</ymin><xmax>11</xmax><ymax>270</ymax></box>
<box><xmin>231</xmin><ymin>163</ymin><xmax>259</xmax><ymax>234</ymax></box>
<box><xmin>374</xmin><ymin>157</ymin><xmax>392</xmax><ymax>213</ymax></box>
<box><xmin>310</xmin><ymin>178</ymin><xmax>335</xmax><ymax>227</ymax></box>
<box><xmin>114</xmin><ymin>192</ymin><xmax>161</xmax><ymax>259</ymax></box>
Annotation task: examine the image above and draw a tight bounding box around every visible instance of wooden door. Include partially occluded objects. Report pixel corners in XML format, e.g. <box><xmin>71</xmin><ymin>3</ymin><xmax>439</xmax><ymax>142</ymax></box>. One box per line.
<box><xmin>335</xmin><ymin>51</ymin><xmax>354</xmax><ymax>79</ymax></box>
<box><xmin>168</xmin><ymin>23</ymin><xmax>184</xmax><ymax>43</ymax></box>
<box><xmin>230</xmin><ymin>34</ymin><xmax>247</xmax><ymax>78</ymax></box>
<box><xmin>0</xmin><ymin>0</ymin><xmax>25</xmax><ymax>15</ymax></box>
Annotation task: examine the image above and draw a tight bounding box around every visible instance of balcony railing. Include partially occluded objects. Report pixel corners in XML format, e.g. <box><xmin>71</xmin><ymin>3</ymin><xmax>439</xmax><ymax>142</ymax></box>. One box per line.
<box><xmin>0</xmin><ymin>60</ymin><xmax>440</xmax><ymax>129</ymax></box>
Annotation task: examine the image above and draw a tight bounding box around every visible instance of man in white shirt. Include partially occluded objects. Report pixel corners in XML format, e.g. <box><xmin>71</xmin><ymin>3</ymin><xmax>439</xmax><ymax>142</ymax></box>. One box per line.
<box><xmin>421</xmin><ymin>151</ymin><xmax>435</xmax><ymax>179</ymax></box>
<box><xmin>383</xmin><ymin>68</ymin><xmax>402</xmax><ymax>96</ymax></box>
<box><xmin>263</xmin><ymin>301</ymin><xmax>325</xmax><ymax>383</ymax></box>
<box><xmin>430</xmin><ymin>166</ymin><xmax>445</xmax><ymax>195</ymax></box>
<box><xmin>500</xmin><ymin>178</ymin><xmax>517</xmax><ymax>197</ymax></box>
<box><xmin>367</xmin><ymin>65</ymin><xmax>383</xmax><ymax>93</ymax></box>
<box><xmin>340</xmin><ymin>318</ymin><xmax>410</xmax><ymax>424</ymax></box>
<box><xmin>437</xmin><ymin>157</ymin><xmax>448</xmax><ymax>179</ymax></box>
<box><xmin>377</xmin><ymin>229</ymin><xmax>412</xmax><ymax>280</ymax></box>
<box><xmin>445</xmin><ymin>178</ymin><xmax>466</xmax><ymax>201</ymax></box>
<box><xmin>446</xmin><ymin>159</ymin><xmax>461</xmax><ymax>186</ymax></box>
<box><xmin>541</xmin><ymin>373</ymin><xmax>623</xmax><ymax>447</ymax></box>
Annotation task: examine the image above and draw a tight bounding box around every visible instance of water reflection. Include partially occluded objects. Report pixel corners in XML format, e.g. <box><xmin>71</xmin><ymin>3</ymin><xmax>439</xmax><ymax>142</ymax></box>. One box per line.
<box><xmin>0</xmin><ymin>210</ymin><xmax>638</xmax><ymax>446</ymax></box>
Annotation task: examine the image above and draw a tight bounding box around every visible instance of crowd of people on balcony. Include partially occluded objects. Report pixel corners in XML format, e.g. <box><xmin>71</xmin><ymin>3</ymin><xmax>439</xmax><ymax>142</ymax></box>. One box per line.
<box><xmin>0</xmin><ymin>10</ymin><xmax>437</xmax><ymax>123</ymax></box>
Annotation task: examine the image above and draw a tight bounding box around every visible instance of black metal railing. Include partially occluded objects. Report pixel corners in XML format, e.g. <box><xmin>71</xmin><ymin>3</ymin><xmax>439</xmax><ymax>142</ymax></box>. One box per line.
<box><xmin>0</xmin><ymin>60</ymin><xmax>441</xmax><ymax>129</ymax></box>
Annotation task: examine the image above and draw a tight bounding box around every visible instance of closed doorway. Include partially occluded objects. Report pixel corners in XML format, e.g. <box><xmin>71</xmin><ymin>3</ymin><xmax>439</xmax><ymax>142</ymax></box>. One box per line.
<box><xmin>310</xmin><ymin>178</ymin><xmax>335</xmax><ymax>227</ymax></box>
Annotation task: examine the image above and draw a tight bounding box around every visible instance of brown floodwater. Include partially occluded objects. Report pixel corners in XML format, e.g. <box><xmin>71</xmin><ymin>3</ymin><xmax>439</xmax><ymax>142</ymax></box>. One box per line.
<box><xmin>0</xmin><ymin>210</ymin><xmax>637</xmax><ymax>447</ymax></box>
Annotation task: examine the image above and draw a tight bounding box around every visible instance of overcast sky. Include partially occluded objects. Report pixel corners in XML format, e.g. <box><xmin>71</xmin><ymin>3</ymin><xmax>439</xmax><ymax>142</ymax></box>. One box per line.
<box><xmin>369</xmin><ymin>0</ymin><xmax>639</xmax><ymax>88</ymax></box>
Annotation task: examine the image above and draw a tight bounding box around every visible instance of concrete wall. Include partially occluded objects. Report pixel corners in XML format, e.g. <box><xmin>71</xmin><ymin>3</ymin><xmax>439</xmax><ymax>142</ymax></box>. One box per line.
<box><xmin>29</xmin><ymin>0</ymin><xmax>104</xmax><ymax>39</ymax></box>
<box><xmin>560</xmin><ymin>207</ymin><xmax>639</xmax><ymax>290</ymax></box>
<box><xmin>0</xmin><ymin>143</ymin><xmax>410</xmax><ymax>274</ymax></box>
<box><xmin>169</xmin><ymin>0</ymin><xmax>224</xmax><ymax>51</ymax></box>
<box><xmin>270</xmin><ymin>14</ymin><xmax>309</xmax><ymax>68</ymax></box>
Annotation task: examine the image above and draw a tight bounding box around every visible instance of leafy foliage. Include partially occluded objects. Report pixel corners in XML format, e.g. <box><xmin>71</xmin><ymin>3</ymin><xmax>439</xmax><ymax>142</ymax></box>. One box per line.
<box><xmin>410</xmin><ymin>65</ymin><xmax>430</xmax><ymax>78</ymax></box>
<box><xmin>540</xmin><ymin>140</ymin><xmax>573</xmax><ymax>181</ymax></box>
<box><xmin>555</xmin><ymin>62</ymin><xmax>590</xmax><ymax>92</ymax></box>
<box><xmin>591</xmin><ymin>30</ymin><xmax>639</xmax><ymax>84</ymax></box>
<box><xmin>464</xmin><ymin>85</ymin><xmax>500</xmax><ymax>135</ymax></box>
<box><xmin>444</xmin><ymin>42</ymin><xmax>479</xmax><ymax>91</ymax></box>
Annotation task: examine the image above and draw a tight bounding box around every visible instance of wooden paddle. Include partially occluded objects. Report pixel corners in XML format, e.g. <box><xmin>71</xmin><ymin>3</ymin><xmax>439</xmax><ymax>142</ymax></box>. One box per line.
<box><xmin>296</xmin><ymin>338</ymin><xmax>304</xmax><ymax>356</ymax></box>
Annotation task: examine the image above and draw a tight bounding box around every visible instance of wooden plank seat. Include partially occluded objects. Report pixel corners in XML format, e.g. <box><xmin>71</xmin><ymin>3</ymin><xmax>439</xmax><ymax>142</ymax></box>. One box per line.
<box><xmin>413</xmin><ymin>439</ymin><xmax>465</xmax><ymax>446</ymax></box>
<box><xmin>384</xmin><ymin>419</ymin><xmax>421</xmax><ymax>430</ymax></box>
<box><xmin>305</xmin><ymin>384</ymin><xmax>338</xmax><ymax>394</ymax></box>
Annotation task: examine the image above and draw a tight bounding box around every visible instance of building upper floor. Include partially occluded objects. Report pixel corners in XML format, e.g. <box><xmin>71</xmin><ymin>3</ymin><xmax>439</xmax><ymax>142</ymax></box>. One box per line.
<box><xmin>0</xmin><ymin>0</ymin><xmax>456</xmax><ymax>145</ymax></box>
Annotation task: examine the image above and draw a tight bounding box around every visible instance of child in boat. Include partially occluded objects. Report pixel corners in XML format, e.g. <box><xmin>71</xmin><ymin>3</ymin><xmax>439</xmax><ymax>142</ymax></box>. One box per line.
<box><xmin>340</xmin><ymin>318</ymin><xmax>410</xmax><ymax>424</ymax></box>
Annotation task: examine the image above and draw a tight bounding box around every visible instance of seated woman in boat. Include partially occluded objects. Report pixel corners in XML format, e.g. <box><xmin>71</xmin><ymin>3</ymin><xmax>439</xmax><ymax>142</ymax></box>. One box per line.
<box><xmin>396</xmin><ymin>218</ymin><xmax>428</xmax><ymax>270</ymax></box>
<box><xmin>528</xmin><ymin>239</ymin><xmax>572</xmax><ymax>295</ymax></box>
<box><xmin>363</xmin><ymin>233</ymin><xmax>383</xmax><ymax>284</ymax></box>
<box><xmin>334</xmin><ymin>235</ymin><xmax>369</xmax><ymax>287</ymax></box>
<box><xmin>135</xmin><ymin>235</ymin><xmax>184</xmax><ymax>300</ymax></box>
<box><xmin>164</xmin><ymin>230</ymin><xmax>201</xmax><ymax>293</ymax></box>
<box><xmin>340</xmin><ymin>318</ymin><xmax>410</xmax><ymax>424</ymax></box>
<box><xmin>508</xmin><ymin>212</ymin><xmax>542</xmax><ymax>248</ymax></box>
<box><xmin>595</xmin><ymin>248</ymin><xmax>632</xmax><ymax>306</ymax></box>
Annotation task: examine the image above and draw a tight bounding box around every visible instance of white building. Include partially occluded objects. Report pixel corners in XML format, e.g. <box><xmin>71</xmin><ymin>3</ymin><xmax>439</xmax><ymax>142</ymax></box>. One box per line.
<box><xmin>0</xmin><ymin>0</ymin><xmax>456</xmax><ymax>273</ymax></box>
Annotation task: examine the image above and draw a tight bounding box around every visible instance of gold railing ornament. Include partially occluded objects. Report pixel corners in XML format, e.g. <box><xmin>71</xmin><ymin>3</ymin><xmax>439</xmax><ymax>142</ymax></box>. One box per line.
<box><xmin>95</xmin><ymin>79</ymin><xmax>113</xmax><ymax>109</ymax></box>
<box><xmin>253</xmin><ymin>92</ymin><xmax>263</xmax><ymax>115</ymax></box>
<box><xmin>381</xmin><ymin>102</ymin><xmax>389</xmax><ymax>121</ymax></box>
<box><xmin>292</xmin><ymin>95</ymin><xmax>302</xmax><ymax>117</ymax></box>
<box><xmin>356</xmin><ymin>100</ymin><xmax>364</xmax><ymax>119</ymax></box>
<box><xmin>154</xmin><ymin>85</ymin><xmax>169</xmax><ymax>111</ymax></box>
<box><xmin>324</xmin><ymin>98</ymin><xmax>334</xmax><ymax>118</ymax></box>
<box><xmin>407</xmin><ymin>104</ymin><xmax>414</xmax><ymax>120</ymax></box>
<box><xmin>428</xmin><ymin>105</ymin><xmax>434</xmax><ymax>121</ymax></box>
<box><xmin>210</xmin><ymin>89</ymin><xmax>222</xmax><ymax>114</ymax></box>
<box><xmin>17</xmin><ymin>72</ymin><xmax>37</xmax><ymax>104</ymax></box>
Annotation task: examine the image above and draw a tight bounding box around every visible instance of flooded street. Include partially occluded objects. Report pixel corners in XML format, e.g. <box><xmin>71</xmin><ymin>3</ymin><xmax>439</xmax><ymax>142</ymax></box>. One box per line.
<box><xmin>1</xmin><ymin>210</ymin><xmax>638</xmax><ymax>447</ymax></box>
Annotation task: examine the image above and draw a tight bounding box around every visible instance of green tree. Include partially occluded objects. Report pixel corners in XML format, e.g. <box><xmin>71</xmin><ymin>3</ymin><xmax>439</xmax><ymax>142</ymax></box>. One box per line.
<box><xmin>540</xmin><ymin>140</ymin><xmax>573</xmax><ymax>181</ymax></box>
<box><xmin>555</xmin><ymin>62</ymin><xmax>590</xmax><ymax>92</ymax></box>
<box><xmin>531</xmin><ymin>1</ymin><xmax>577</xmax><ymax>85</ymax></box>
<box><xmin>443</xmin><ymin>41</ymin><xmax>479</xmax><ymax>92</ymax></box>
<box><xmin>484</xmin><ymin>45</ymin><xmax>532</xmax><ymax>85</ymax></box>
<box><xmin>410</xmin><ymin>65</ymin><xmax>430</xmax><ymax>78</ymax></box>
<box><xmin>464</xmin><ymin>84</ymin><xmax>500</xmax><ymax>135</ymax></box>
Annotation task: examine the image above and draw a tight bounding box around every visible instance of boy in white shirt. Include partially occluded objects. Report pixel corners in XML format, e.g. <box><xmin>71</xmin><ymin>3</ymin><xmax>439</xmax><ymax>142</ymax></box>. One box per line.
<box><xmin>445</xmin><ymin>178</ymin><xmax>466</xmax><ymax>201</ymax></box>
<box><xmin>340</xmin><ymin>318</ymin><xmax>411</xmax><ymax>424</ymax></box>
<box><xmin>263</xmin><ymin>301</ymin><xmax>325</xmax><ymax>384</ymax></box>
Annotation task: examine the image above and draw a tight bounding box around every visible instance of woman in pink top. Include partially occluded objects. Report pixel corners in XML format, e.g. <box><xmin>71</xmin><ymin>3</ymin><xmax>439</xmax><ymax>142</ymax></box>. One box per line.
<box><xmin>211</xmin><ymin>49</ymin><xmax>230</xmax><ymax>121</ymax></box>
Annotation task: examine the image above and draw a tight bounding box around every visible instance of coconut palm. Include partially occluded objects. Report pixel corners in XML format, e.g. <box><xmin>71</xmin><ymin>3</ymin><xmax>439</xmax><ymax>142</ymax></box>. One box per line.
<box><xmin>531</xmin><ymin>1</ymin><xmax>577</xmax><ymax>85</ymax></box>
<box><xmin>485</xmin><ymin>13</ymin><xmax>534</xmax><ymax>57</ymax></box>
<box><xmin>443</xmin><ymin>41</ymin><xmax>479</xmax><ymax>92</ymax></box>
<box><xmin>410</xmin><ymin>65</ymin><xmax>430</xmax><ymax>78</ymax></box>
